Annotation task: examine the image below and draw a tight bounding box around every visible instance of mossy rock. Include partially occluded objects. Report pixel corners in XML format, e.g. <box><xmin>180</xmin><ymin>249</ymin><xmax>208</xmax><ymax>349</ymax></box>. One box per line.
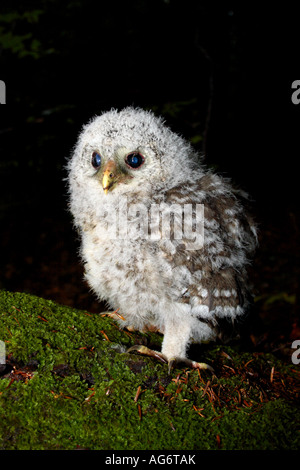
<box><xmin>0</xmin><ymin>290</ymin><xmax>299</xmax><ymax>450</ymax></box>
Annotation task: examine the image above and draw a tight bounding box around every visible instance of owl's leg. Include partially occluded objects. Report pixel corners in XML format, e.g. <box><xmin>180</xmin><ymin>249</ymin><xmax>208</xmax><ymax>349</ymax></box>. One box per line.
<box><xmin>161</xmin><ymin>320</ymin><xmax>214</xmax><ymax>373</ymax></box>
<box><xmin>128</xmin><ymin>320</ymin><xmax>214</xmax><ymax>373</ymax></box>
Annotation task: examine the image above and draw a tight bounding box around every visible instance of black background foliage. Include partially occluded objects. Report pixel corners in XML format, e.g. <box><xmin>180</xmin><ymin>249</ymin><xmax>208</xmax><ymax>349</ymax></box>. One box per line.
<box><xmin>0</xmin><ymin>1</ymin><xmax>299</xmax><ymax>349</ymax></box>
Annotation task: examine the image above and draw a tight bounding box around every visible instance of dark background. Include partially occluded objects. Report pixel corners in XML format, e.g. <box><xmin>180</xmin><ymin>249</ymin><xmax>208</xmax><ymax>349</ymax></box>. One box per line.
<box><xmin>0</xmin><ymin>1</ymin><xmax>299</xmax><ymax>355</ymax></box>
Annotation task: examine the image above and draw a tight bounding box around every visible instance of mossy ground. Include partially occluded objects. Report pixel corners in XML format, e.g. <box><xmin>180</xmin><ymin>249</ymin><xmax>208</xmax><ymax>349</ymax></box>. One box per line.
<box><xmin>0</xmin><ymin>290</ymin><xmax>299</xmax><ymax>450</ymax></box>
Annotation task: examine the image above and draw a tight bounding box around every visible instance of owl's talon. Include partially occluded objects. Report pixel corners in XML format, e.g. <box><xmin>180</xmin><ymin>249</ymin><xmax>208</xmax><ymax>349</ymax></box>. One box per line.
<box><xmin>168</xmin><ymin>357</ymin><xmax>214</xmax><ymax>374</ymax></box>
<box><xmin>127</xmin><ymin>345</ymin><xmax>168</xmax><ymax>364</ymax></box>
<box><xmin>127</xmin><ymin>345</ymin><xmax>213</xmax><ymax>374</ymax></box>
<box><xmin>101</xmin><ymin>311</ymin><xmax>137</xmax><ymax>331</ymax></box>
<box><xmin>101</xmin><ymin>310</ymin><xmax>125</xmax><ymax>321</ymax></box>
<box><xmin>168</xmin><ymin>358</ymin><xmax>176</xmax><ymax>375</ymax></box>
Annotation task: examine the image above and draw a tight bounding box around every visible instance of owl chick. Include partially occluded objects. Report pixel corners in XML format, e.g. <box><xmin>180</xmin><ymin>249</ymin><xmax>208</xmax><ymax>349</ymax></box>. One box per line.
<box><xmin>68</xmin><ymin>107</ymin><xmax>257</xmax><ymax>373</ymax></box>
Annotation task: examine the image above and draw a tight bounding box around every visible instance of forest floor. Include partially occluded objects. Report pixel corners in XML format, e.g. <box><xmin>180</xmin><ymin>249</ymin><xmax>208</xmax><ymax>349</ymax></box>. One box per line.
<box><xmin>0</xmin><ymin>290</ymin><xmax>299</xmax><ymax>450</ymax></box>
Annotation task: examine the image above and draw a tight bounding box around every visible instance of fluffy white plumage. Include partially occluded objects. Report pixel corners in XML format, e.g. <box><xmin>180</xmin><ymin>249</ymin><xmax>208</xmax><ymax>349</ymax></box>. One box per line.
<box><xmin>67</xmin><ymin>107</ymin><xmax>257</xmax><ymax>370</ymax></box>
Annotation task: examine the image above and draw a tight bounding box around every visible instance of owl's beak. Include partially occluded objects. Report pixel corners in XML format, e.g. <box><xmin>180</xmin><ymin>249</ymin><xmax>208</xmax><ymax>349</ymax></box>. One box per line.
<box><xmin>102</xmin><ymin>160</ymin><xmax>117</xmax><ymax>195</ymax></box>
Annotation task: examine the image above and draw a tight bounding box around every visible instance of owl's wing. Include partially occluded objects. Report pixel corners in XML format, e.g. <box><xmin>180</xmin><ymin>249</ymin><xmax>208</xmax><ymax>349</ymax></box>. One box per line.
<box><xmin>155</xmin><ymin>172</ymin><xmax>257</xmax><ymax>340</ymax></box>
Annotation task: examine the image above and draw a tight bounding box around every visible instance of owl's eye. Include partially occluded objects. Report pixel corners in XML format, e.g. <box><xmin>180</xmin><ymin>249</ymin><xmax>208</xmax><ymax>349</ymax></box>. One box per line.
<box><xmin>91</xmin><ymin>152</ymin><xmax>102</xmax><ymax>169</ymax></box>
<box><xmin>125</xmin><ymin>152</ymin><xmax>145</xmax><ymax>169</ymax></box>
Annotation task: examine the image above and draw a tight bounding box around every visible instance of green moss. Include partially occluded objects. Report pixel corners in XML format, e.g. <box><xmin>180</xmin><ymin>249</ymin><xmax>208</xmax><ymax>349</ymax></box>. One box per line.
<box><xmin>0</xmin><ymin>290</ymin><xmax>299</xmax><ymax>450</ymax></box>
